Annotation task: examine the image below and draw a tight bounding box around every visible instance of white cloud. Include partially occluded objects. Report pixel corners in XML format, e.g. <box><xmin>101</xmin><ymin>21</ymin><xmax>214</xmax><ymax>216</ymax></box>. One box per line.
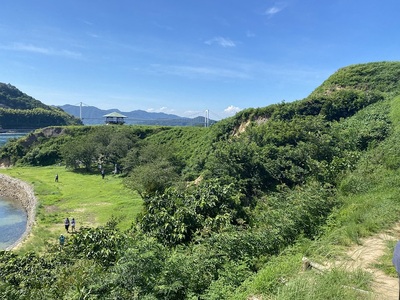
<box><xmin>0</xmin><ymin>43</ymin><xmax>82</xmax><ymax>59</ymax></box>
<box><xmin>205</xmin><ymin>37</ymin><xmax>236</xmax><ymax>48</ymax></box>
<box><xmin>266</xmin><ymin>7</ymin><xmax>281</xmax><ymax>15</ymax></box>
<box><xmin>159</xmin><ymin>107</ymin><xmax>176</xmax><ymax>113</ymax></box>
<box><xmin>147</xmin><ymin>107</ymin><xmax>176</xmax><ymax>114</ymax></box>
<box><xmin>224</xmin><ymin>105</ymin><xmax>242</xmax><ymax>115</ymax></box>
<box><xmin>264</xmin><ymin>3</ymin><xmax>287</xmax><ymax>17</ymax></box>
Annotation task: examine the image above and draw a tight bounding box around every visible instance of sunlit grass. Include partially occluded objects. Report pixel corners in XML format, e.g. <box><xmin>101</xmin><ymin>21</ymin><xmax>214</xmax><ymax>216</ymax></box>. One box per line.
<box><xmin>373</xmin><ymin>240</ymin><xmax>398</xmax><ymax>278</ymax></box>
<box><xmin>272</xmin><ymin>268</ymin><xmax>373</xmax><ymax>300</ymax></box>
<box><xmin>232</xmin><ymin>246</ymin><xmax>374</xmax><ymax>300</ymax></box>
<box><xmin>0</xmin><ymin>166</ymin><xmax>142</xmax><ymax>253</ymax></box>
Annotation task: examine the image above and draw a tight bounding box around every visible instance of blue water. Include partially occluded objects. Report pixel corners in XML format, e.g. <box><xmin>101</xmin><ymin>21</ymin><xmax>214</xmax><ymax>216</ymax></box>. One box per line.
<box><xmin>0</xmin><ymin>132</ymin><xmax>29</xmax><ymax>250</ymax></box>
<box><xmin>0</xmin><ymin>198</ymin><xmax>27</xmax><ymax>249</ymax></box>
<box><xmin>0</xmin><ymin>132</ymin><xmax>28</xmax><ymax>147</ymax></box>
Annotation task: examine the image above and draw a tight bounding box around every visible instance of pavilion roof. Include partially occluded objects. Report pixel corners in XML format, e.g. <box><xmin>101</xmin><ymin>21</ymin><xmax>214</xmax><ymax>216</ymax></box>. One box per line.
<box><xmin>103</xmin><ymin>112</ymin><xmax>127</xmax><ymax>118</ymax></box>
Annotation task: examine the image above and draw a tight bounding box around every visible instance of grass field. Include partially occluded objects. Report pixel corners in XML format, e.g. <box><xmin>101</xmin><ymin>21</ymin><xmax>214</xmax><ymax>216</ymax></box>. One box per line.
<box><xmin>0</xmin><ymin>166</ymin><xmax>143</xmax><ymax>253</ymax></box>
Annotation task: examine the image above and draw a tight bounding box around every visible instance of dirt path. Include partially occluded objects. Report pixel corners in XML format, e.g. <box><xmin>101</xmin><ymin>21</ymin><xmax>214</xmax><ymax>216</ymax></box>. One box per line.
<box><xmin>336</xmin><ymin>224</ymin><xmax>400</xmax><ymax>299</ymax></box>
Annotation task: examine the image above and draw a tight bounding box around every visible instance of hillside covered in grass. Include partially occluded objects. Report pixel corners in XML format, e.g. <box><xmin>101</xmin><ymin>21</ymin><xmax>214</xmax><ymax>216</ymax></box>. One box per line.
<box><xmin>0</xmin><ymin>83</ymin><xmax>82</xmax><ymax>129</ymax></box>
<box><xmin>1</xmin><ymin>61</ymin><xmax>400</xmax><ymax>299</ymax></box>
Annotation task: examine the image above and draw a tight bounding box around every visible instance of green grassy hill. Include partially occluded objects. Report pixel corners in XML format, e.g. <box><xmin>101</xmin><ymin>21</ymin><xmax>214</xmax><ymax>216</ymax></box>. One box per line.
<box><xmin>0</xmin><ymin>83</ymin><xmax>82</xmax><ymax>129</ymax></box>
<box><xmin>1</xmin><ymin>61</ymin><xmax>400</xmax><ymax>299</ymax></box>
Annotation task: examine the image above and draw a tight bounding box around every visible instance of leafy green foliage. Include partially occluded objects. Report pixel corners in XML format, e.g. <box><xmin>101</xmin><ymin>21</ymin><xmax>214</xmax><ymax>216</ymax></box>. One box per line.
<box><xmin>61</xmin><ymin>136</ymin><xmax>98</xmax><ymax>170</ymax></box>
<box><xmin>0</xmin><ymin>83</ymin><xmax>50</xmax><ymax>110</ymax></box>
<box><xmin>123</xmin><ymin>142</ymin><xmax>183</xmax><ymax>196</ymax></box>
<box><xmin>68</xmin><ymin>220</ymin><xmax>126</xmax><ymax>267</ymax></box>
<box><xmin>110</xmin><ymin>236</ymin><xmax>166</xmax><ymax>298</ymax></box>
<box><xmin>0</xmin><ymin>83</ymin><xmax>82</xmax><ymax>129</ymax></box>
<box><xmin>138</xmin><ymin>179</ymin><xmax>247</xmax><ymax>246</ymax></box>
<box><xmin>313</xmin><ymin>89</ymin><xmax>383</xmax><ymax>121</ymax></box>
<box><xmin>204</xmin><ymin>137</ymin><xmax>268</xmax><ymax>195</ymax></box>
<box><xmin>311</xmin><ymin>61</ymin><xmax>400</xmax><ymax>95</ymax></box>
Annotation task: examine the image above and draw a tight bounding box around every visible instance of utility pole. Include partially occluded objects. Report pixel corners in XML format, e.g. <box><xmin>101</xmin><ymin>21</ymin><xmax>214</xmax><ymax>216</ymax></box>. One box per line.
<box><xmin>79</xmin><ymin>102</ymin><xmax>83</xmax><ymax>121</ymax></box>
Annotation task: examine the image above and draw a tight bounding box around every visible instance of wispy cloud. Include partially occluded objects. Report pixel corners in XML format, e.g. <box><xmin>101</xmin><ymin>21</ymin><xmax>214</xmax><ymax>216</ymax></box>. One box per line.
<box><xmin>224</xmin><ymin>105</ymin><xmax>242</xmax><ymax>115</ymax></box>
<box><xmin>205</xmin><ymin>37</ymin><xmax>236</xmax><ymax>48</ymax></box>
<box><xmin>265</xmin><ymin>2</ymin><xmax>287</xmax><ymax>17</ymax></box>
<box><xmin>82</xmin><ymin>20</ymin><xmax>94</xmax><ymax>26</ymax></box>
<box><xmin>153</xmin><ymin>22</ymin><xmax>174</xmax><ymax>31</ymax></box>
<box><xmin>147</xmin><ymin>107</ymin><xmax>176</xmax><ymax>114</ymax></box>
<box><xmin>87</xmin><ymin>32</ymin><xmax>100</xmax><ymax>39</ymax></box>
<box><xmin>159</xmin><ymin>106</ymin><xmax>176</xmax><ymax>113</ymax></box>
<box><xmin>149</xmin><ymin>64</ymin><xmax>249</xmax><ymax>80</ymax></box>
<box><xmin>246</xmin><ymin>31</ymin><xmax>256</xmax><ymax>38</ymax></box>
<box><xmin>265</xmin><ymin>7</ymin><xmax>281</xmax><ymax>15</ymax></box>
<box><xmin>0</xmin><ymin>43</ymin><xmax>82</xmax><ymax>59</ymax></box>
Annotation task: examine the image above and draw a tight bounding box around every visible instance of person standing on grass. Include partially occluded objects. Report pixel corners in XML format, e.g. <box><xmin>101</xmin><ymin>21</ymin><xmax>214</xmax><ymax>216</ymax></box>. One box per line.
<box><xmin>55</xmin><ymin>174</ymin><xmax>58</xmax><ymax>182</ymax></box>
<box><xmin>59</xmin><ymin>234</ymin><xmax>65</xmax><ymax>250</ymax></box>
<box><xmin>71</xmin><ymin>218</ymin><xmax>76</xmax><ymax>233</ymax></box>
<box><xmin>101</xmin><ymin>169</ymin><xmax>105</xmax><ymax>179</ymax></box>
<box><xmin>64</xmin><ymin>217</ymin><xmax>70</xmax><ymax>233</ymax></box>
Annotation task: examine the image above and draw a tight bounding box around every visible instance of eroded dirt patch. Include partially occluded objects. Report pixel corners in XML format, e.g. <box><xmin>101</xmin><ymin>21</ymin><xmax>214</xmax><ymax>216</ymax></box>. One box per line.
<box><xmin>334</xmin><ymin>224</ymin><xmax>400</xmax><ymax>299</ymax></box>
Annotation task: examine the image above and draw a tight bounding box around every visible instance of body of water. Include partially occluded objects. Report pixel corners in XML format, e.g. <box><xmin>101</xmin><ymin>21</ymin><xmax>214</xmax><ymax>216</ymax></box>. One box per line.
<box><xmin>0</xmin><ymin>132</ymin><xmax>29</xmax><ymax>250</ymax></box>
<box><xmin>0</xmin><ymin>197</ymin><xmax>27</xmax><ymax>249</ymax></box>
<box><xmin>0</xmin><ymin>132</ymin><xmax>28</xmax><ymax>147</ymax></box>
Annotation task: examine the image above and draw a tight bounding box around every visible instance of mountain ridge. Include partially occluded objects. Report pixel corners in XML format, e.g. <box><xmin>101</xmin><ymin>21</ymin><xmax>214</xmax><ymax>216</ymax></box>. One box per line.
<box><xmin>59</xmin><ymin>104</ymin><xmax>215</xmax><ymax>126</ymax></box>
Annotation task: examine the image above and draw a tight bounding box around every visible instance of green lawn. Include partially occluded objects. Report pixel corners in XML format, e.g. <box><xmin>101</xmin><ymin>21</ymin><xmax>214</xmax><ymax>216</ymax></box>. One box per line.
<box><xmin>0</xmin><ymin>166</ymin><xmax>142</xmax><ymax>253</ymax></box>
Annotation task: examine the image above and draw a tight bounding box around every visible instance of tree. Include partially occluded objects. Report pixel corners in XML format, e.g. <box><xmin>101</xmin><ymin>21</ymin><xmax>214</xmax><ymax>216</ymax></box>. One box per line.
<box><xmin>124</xmin><ymin>143</ymin><xmax>181</xmax><ymax>196</ymax></box>
<box><xmin>61</xmin><ymin>137</ymin><xmax>98</xmax><ymax>171</ymax></box>
<box><xmin>125</xmin><ymin>159</ymin><xmax>179</xmax><ymax>197</ymax></box>
<box><xmin>138</xmin><ymin>179</ymin><xmax>246</xmax><ymax>246</ymax></box>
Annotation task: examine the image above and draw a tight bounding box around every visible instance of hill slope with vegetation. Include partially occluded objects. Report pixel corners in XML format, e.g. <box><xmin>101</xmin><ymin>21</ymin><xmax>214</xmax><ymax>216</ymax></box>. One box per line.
<box><xmin>0</xmin><ymin>83</ymin><xmax>82</xmax><ymax>129</ymax></box>
<box><xmin>1</xmin><ymin>61</ymin><xmax>400</xmax><ymax>299</ymax></box>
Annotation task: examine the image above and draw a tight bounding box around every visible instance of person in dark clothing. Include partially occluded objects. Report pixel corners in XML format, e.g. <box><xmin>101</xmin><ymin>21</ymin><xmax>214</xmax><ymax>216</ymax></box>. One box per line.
<box><xmin>55</xmin><ymin>174</ymin><xmax>58</xmax><ymax>182</ymax></box>
<box><xmin>101</xmin><ymin>169</ymin><xmax>105</xmax><ymax>179</ymax></box>
<box><xmin>64</xmin><ymin>217</ymin><xmax>70</xmax><ymax>232</ymax></box>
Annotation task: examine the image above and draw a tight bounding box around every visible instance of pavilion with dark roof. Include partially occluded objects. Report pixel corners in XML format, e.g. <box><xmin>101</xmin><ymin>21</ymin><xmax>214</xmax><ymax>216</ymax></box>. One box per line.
<box><xmin>103</xmin><ymin>112</ymin><xmax>127</xmax><ymax>125</ymax></box>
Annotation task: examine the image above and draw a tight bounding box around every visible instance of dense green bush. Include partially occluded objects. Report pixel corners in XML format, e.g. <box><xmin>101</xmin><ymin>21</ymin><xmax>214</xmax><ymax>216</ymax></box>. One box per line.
<box><xmin>138</xmin><ymin>179</ymin><xmax>247</xmax><ymax>246</ymax></box>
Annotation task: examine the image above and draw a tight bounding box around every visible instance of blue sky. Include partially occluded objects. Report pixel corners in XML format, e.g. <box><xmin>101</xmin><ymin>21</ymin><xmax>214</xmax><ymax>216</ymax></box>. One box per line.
<box><xmin>0</xmin><ymin>1</ymin><xmax>399</xmax><ymax>120</ymax></box>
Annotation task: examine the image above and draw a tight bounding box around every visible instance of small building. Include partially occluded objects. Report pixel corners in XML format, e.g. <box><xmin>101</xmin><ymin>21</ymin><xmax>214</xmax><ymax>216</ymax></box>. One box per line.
<box><xmin>103</xmin><ymin>112</ymin><xmax>127</xmax><ymax>125</ymax></box>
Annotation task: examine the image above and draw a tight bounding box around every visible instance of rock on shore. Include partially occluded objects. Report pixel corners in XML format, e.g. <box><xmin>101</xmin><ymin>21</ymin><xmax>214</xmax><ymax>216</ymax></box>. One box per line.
<box><xmin>0</xmin><ymin>174</ymin><xmax>37</xmax><ymax>250</ymax></box>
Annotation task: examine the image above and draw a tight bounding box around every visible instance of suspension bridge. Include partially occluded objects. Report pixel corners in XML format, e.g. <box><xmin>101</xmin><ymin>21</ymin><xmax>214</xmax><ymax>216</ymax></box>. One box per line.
<box><xmin>64</xmin><ymin>102</ymin><xmax>223</xmax><ymax>127</ymax></box>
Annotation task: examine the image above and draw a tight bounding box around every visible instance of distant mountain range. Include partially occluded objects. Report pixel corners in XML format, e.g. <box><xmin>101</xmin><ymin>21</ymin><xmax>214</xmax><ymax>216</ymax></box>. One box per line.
<box><xmin>58</xmin><ymin>104</ymin><xmax>216</xmax><ymax>126</ymax></box>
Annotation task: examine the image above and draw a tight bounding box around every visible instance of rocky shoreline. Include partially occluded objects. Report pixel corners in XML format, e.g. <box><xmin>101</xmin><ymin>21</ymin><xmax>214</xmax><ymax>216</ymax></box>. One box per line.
<box><xmin>0</xmin><ymin>174</ymin><xmax>37</xmax><ymax>250</ymax></box>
